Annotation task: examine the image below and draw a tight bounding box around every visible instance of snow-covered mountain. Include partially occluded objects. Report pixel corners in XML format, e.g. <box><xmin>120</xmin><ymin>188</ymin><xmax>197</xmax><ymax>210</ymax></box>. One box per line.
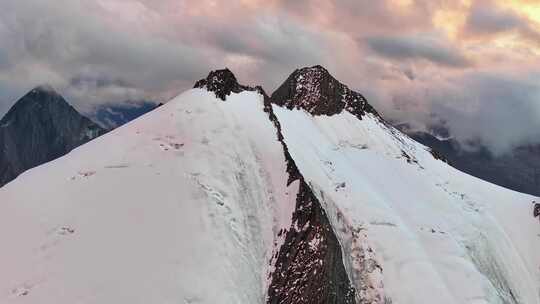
<box><xmin>0</xmin><ymin>67</ymin><xmax>538</xmax><ymax>304</ymax></box>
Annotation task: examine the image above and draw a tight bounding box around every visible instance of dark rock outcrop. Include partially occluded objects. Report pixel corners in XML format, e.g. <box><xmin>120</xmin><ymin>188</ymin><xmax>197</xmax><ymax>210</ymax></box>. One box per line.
<box><xmin>0</xmin><ymin>86</ymin><xmax>105</xmax><ymax>187</ymax></box>
<box><xmin>194</xmin><ymin>68</ymin><xmax>270</xmax><ymax>102</ymax></box>
<box><xmin>195</xmin><ymin>68</ymin><xmax>252</xmax><ymax>101</ymax></box>
<box><xmin>267</xmin><ymin>180</ymin><xmax>356</xmax><ymax>304</ymax></box>
<box><xmin>429</xmin><ymin>148</ymin><xmax>449</xmax><ymax>163</ymax></box>
<box><xmin>270</xmin><ymin>65</ymin><xmax>378</xmax><ymax>120</ymax></box>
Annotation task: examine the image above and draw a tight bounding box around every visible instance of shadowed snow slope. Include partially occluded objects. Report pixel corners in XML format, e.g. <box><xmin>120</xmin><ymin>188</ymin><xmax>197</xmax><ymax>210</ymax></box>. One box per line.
<box><xmin>0</xmin><ymin>66</ymin><xmax>539</xmax><ymax>304</ymax></box>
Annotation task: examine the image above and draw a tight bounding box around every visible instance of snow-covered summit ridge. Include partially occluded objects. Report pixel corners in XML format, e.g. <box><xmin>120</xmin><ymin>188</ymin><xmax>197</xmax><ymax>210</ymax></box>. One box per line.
<box><xmin>194</xmin><ymin>68</ymin><xmax>267</xmax><ymax>101</ymax></box>
<box><xmin>269</xmin><ymin>66</ymin><xmax>447</xmax><ymax>165</ymax></box>
<box><xmin>270</xmin><ymin>65</ymin><xmax>378</xmax><ymax>120</ymax></box>
<box><xmin>194</xmin><ymin>66</ymin><xmax>446</xmax><ymax>166</ymax></box>
<box><xmin>193</xmin><ymin>68</ymin><xmax>359</xmax><ymax>304</ymax></box>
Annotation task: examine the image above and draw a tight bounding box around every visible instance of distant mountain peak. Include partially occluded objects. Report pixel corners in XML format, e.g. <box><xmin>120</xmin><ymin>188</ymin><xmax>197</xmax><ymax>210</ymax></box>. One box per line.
<box><xmin>0</xmin><ymin>87</ymin><xmax>105</xmax><ymax>187</ymax></box>
<box><xmin>23</xmin><ymin>84</ymin><xmax>63</xmax><ymax>102</ymax></box>
<box><xmin>270</xmin><ymin>65</ymin><xmax>378</xmax><ymax>119</ymax></box>
<box><xmin>32</xmin><ymin>84</ymin><xmax>58</xmax><ymax>94</ymax></box>
<box><xmin>1</xmin><ymin>85</ymin><xmax>72</xmax><ymax>123</ymax></box>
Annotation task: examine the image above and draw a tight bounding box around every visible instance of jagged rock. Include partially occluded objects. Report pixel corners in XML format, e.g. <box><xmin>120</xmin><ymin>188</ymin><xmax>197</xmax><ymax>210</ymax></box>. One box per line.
<box><xmin>0</xmin><ymin>86</ymin><xmax>105</xmax><ymax>187</ymax></box>
<box><xmin>429</xmin><ymin>148</ymin><xmax>449</xmax><ymax>163</ymax></box>
<box><xmin>270</xmin><ymin>65</ymin><xmax>378</xmax><ymax>120</ymax></box>
<box><xmin>195</xmin><ymin>68</ymin><xmax>251</xmax><ymax>101</ymax></box>
<box><xmin>267</xmin><ymin>181</ymin><xmax>356</xmax><ymax>304</ymax></box>
<box><xmin>195</xmin><ymin>68</ymin><xmax>269</xmax><ymax>102</ymax></box>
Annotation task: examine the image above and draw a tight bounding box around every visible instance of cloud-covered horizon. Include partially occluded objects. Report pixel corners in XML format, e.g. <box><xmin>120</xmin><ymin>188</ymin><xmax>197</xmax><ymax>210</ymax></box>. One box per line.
<box><xmin>1</xmin><ymin>0</ymin><xmax>540</xmax><ymax>155</ymax></box>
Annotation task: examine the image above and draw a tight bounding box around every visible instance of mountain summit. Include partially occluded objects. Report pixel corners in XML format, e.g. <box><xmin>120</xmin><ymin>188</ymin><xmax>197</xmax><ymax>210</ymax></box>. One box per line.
<box><xmin>0</xmin><ymin>86</ymin><xmax>105</xmax><ymax>187</ymax></box>
<box><xmin>194</xmin><ymin>68</ymin><xmax>267</xmax><ymax>100</ymax></box>
<box><xmin>270</xmin><ymin>65</ymin><xmax>378</xmax><ymax>119</ymax></box>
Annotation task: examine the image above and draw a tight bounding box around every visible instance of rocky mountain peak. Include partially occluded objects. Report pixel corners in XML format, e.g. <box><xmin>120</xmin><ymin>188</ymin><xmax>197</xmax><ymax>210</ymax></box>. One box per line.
<box><xmin>194</xmin><ymin>68</ymin><xmax>269</xmax><ymax>101</ymax></box>
<box><xmin>33</xmin><ymin>84</ymin><xmax>58</xmax><ymax>94</ymax></box>
<box><xmin>0</xmin><ymin>87</ymin><xmax>105</xmax><ymax>187</ymax></box>
<box><xmin>2</xmin><ymin>85</ymin><xmax>68</xmax><ymax>122</ymax></box>
<box><xmin>194</xmin><ymin>68</ymin><xmax>252</xmax><ymax>101</ymax></box>
<box><xmin>270</xmin><ymin>65</ymin><xmax>378</xmax><ymax>119</ymax></box>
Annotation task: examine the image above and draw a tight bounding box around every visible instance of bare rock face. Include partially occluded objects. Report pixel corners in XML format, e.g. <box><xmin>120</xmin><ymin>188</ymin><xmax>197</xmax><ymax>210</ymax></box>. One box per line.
<box><xmin>0</xmin><ymin>86</ymin><xmax>105</xmax><ymax>187</ymax></box>
<box><xmin>195</xmin><ymin>68</ymin><xmax>269</xmax><ymax>102</ymax></box>
<box><xmin>195</xmin><ymin>68</ymin><xmax>252</xmax><ymax>101</ymax></box>
<box><xmin>267</xmin><ymin>181</ymin><xmax>356</xmax><ymax>304</ymax></box>
<box><xmin>270</xmin><ymin>65</ymin><xmax>378</xmax><ymax>120</ymax></box>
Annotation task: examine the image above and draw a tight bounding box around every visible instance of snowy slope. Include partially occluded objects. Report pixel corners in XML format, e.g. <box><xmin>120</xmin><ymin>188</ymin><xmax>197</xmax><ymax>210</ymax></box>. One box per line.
<box><xmin>273</xmin><ymin>107</ymin><xmax>540</xmax><ymax>304</ymax></box>
<box><xmin>0</xmin><ymin>88</ymin><xmax>298</xmax><ymax>304</ymax></box>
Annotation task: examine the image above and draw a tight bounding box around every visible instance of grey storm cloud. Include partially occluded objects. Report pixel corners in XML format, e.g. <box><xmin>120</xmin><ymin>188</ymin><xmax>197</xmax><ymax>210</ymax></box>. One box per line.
<box><xmin>365</xmin><ymin>35</ymin><xmax>472</xmax><ymax>68</ymax></box>
<box><xmin>466</xmin><ymin>6</ymin><xmax>524</xmax><ymax>34</ymax></box>
<box><xmin>464</xmin><ymin>3</ymin><xmax>540</xmax><ymax>43</ymax></box>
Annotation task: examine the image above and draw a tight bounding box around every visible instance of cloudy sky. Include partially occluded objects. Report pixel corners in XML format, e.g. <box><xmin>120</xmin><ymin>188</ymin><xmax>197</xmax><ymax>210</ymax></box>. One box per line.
<box><xmin>1</xmin><ymin>0</ymin><xmax>540</xmax><ymax>154</ymax></box>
